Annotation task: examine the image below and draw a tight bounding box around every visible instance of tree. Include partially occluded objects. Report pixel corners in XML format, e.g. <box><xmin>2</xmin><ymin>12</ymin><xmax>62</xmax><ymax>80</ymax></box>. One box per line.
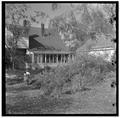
<box><xmin>5</xmin><ymin>4</ymin><xmax>43</xmax><ymax>70</ymax></box>
<box><xmin>50</xmin><ymin>4</ymin><xmax>116</xmax><ymax>51</ymax></box>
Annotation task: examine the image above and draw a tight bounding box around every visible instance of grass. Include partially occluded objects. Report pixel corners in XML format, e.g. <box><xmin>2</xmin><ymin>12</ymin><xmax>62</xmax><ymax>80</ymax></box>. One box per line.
<box><xmin>6</xmin><ymin>73</ymin><xmax>116</xmax><ymax>114</ymax></box>
<box><xmin>5</xmin><ymin>55</ymin><xmax>116</xmax><ymax>114</ymax></box>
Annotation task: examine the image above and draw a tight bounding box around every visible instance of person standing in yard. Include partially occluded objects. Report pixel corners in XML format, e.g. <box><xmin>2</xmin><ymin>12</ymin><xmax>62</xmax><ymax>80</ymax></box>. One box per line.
<box><xmin>24</xmin><ymin>62</ymin><xmax>31</xmax><ymax>84</ymax></box>
<box><xmin>24</xmin><ymin>71</ymin><xmax>30</xmax><ymax>84</ymax></box>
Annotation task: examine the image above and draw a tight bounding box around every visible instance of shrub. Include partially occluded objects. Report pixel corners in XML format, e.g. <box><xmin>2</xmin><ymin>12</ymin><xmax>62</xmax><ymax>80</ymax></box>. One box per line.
<box><xmin>31</xmin><ymin>54</ymin><xmax>114</xmax><ymax>98</ymax></box>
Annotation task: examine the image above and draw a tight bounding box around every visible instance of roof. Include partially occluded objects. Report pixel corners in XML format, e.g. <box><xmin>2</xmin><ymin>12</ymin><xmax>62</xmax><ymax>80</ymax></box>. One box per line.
<box><xmin>29</xmin><ymin>27</ymin><xmax>69</xmax><ymax>51</ymax></box>
<box><xmin>76</xmin><ymin>37</ymin><xmax>115</xmax><ymax>54</ymax></box>
<box><xmin>91</xmin><ymin>36</ymin><xmax>115</xmax><ymax>49</ymax></box>
<box><xmin>17</xmin><ymin>37</ymin><xmax>29</xmax><ymax>48</ymax></box>
<box><xmin>30</xmin><ymin>50</ymin><xmax>73</xmax><ymax>54</ymax></box>
<box><xmin>6</xmin><ymin>24</ymin><xmax>69</xmax><ymax>51</ymax></box>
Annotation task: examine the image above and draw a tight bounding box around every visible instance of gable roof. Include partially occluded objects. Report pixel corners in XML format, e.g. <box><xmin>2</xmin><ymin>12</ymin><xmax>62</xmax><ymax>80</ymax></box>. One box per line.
<box><xmin>6</xmin><ymin>24</ymin><xmax>69</xmax><ymax>51</ymax></box>
<box><xmin>29</xmin><ymin>27</ymin><xmax>69</xmax><ymax>51</ymax></box>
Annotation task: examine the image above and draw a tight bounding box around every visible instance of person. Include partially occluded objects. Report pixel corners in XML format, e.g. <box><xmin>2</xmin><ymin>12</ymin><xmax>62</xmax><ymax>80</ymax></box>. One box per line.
<box><xmin>24</xmin><ymin>71</ymin><xmax>30</xmax><ymax>84</ymax></box>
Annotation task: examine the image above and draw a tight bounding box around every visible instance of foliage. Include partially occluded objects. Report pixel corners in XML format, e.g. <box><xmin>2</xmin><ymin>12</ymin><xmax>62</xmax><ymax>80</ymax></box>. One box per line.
<box><xmin>50</xmin><ymin>4</ymin><xmax>116</xmax><ymax>50</ymax></box>
<box><xmin>5</xmin><ymin>4</ymin><xmax>37</xmax><ymax>70</ymax></box>
<box><xmin>31</xmin><ymin>54</ymin><xmax>114</xmax><ymax>98</ymax></box>
<box><xmin>51</xmin><ymin>3</ymin><xmax>60</xmax><ymax>11</ymax></box>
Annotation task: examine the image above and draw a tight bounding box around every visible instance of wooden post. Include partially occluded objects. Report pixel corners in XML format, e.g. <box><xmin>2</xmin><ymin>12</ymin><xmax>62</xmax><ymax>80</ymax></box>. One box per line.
<box><xmin>37</xmin><ymin>54</ymin><xmax>39</xmax><ymax>64</ymax></box>
<box><xmin>32</xmin><ymin>53</ymin><xmax>34</xmax><ymax>63</ymax></box>
<box><xmin>66</xmin><ymin>55</ymin><xmax>68</xmax><ymax>63</ymax></box>
<box><xmin>31</xmin><ymin>53</ymin><xmax>35</xmax><ymax>70</ymax></box>
<box><xmin>63</xmin><ymin>55</ymin><xmax>65</xmax><ymax>63</ymax></box>
<box><xmin>62</xmin><ymin>54</ymin><xmax>64</xmax><ymax>63</ymax></box>
<box><xmin>57</xmin><ymin>54</ymin><xmax>58</xmax><ymax>63</ymax></box>
<box><xmin>53</xmin><ymin>54</ymin><xmax>55</xmax><ymax>63</ymax></box>
<box><xmin>55</xmin><ymin>54</ymin><xmax>56</xmax><ymax>63</ymax></box>
<box><xmin>49</xmin><ymin>54</ymin><xmax>50</xmax><ymax>63</ymax></box>
<box><xmin>64</xmin><ymin>55</ymin><xmax>66</xmax><ymax>63</ymax></box>
<box><xmin>39</xmin><ymin>54</ymin><xmax>42</xmax><ymax>63</ymax></box>
<box><xmin>41</xmin><ymin>54</ymin><xmax>43</xmax><ymax>63</ymax></box>
<box><xmin>60</xmin><ymin>54</ymin><xmax>62</xmax><ymax>64</ymax></box>
<box><xmin>61</xmin><ymin>55</ymin><xmax>63</xmax><ymax>63</ymax></box>
<box><xmin>45</xmin><ymin>54</ymin><xmax>46</xmax><ymax>64</ymax></box>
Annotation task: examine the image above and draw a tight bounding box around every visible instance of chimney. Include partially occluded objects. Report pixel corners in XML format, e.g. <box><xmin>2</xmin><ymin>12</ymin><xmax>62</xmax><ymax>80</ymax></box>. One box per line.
<box><xmin>41</xmin><ymin>23</ymin><xmax>44</xmax><ymax>36</ymax></box>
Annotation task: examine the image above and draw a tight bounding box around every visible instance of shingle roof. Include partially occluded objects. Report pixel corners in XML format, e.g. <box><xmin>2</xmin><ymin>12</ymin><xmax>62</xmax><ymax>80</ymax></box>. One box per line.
<box><xmin>7</xmin><ymin>24</ymin><xmax>69</xmax><ymax>51</ymax></box>
<box><xmin>29</xmin><ymin>27</ymin><xmax>69</xmax><ymax>51</ymax></box>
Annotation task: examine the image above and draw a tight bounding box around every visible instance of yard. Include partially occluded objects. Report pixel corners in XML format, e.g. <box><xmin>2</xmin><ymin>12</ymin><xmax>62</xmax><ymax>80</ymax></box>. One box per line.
<box><xmin>5</xmin><ymin>2</ymin><xmax>117</xmax><ymax>115</ymax></box>
<box><xmin>6</xmin><ymin>74</ymin><xmax>116</xmax><ymax>114</ymax></box>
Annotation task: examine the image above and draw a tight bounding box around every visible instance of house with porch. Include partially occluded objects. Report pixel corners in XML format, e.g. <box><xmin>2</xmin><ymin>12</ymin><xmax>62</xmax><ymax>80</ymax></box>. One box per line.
<box><xmin>6</xmin><ymin>23</ymin><xmax>115</xmax><ymax>70</ymax></box>
<box><xmin>5</xmin><ymin>23</ymin><xmax>75</xmax><ymax>69</ymax></box>
<box><xmin>27</xmin><ymin>23</ymin><xmax>75</xmax><ymax>69</ymax></box>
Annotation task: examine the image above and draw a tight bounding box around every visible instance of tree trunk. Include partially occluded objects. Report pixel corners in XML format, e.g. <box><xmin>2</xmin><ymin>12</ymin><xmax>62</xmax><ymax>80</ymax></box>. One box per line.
<box><xmin>12</xmin><ymin>61</ymin><xmax>15</xmax><ymax>70</ymax></box>
<box><xmin>79</xmin><ymin>77</ymin><xmax>83</xmax><ymax>90</ymax></box>
<box><xmin>11</xmin><ymin>56</ymin><xmax>15</xmax><ymax>70</ymax></box>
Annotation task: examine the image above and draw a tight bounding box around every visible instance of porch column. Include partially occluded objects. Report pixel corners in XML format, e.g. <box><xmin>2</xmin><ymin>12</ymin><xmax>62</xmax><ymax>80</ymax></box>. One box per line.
<box><xmin>32</xmin><ymin>53</ymin><xmax>34</xmax><ymax>63</ymax></box>
<box><xmin>52</xmin><ymin>54</ymin><xmax>54</xmax><ymax>63</ymax></box>
<box><xmin>63</xmin><ymin>55</ymin><xmax>65</xmax><ymax>63</ymax></box>
<box><xmin>66</xmin><ymin>55</ymin><xmax>69</xmax><ymax>63</ymax></box>
<box><xmin>61</xmin><ymin>54</ymin><xmax>63</xmax><ymax>63</ymax></box>
<box><xmin>64</xmin><ymin>55</ymin><xmax>66</xmax><ymax>63</ymax></box>
<box><xmin>54</xmin><ymin>55</ymin><xmax>56</xmax><ymax>63</ymax></box>
<box><xmin>31</xmin><ymin>53</ymin><xmax>35</xmax><ymax>70</ymax></box>
<box><xmin>37</xmin><ymin>54</ymin><xmax>39</xmax><ymax>64</ymax></box>
<box><xmin>39</xmin><ymin>54</ymin><xmax>42</xmax><ymax>63</ymax></box>
<box><xmin>25</xmin><ymin>62</ymin><xmax>29</xmax><ymax>70</ymax></box>
<box><xmin>45</xmin><ymin>54</ymin><xmax>46</xmax><ymax>63</ymax></box>
<box><xmin>55</xmin><ymin>54</ymin><xmax>56</xmax><ymax>63</ymax></box>
<box><xmin>60</xmin><ymin>54</ymin><xmax>62</xmax><ymax>63</ymax></box>
<box><xmin>51</xmin><ymin>54</ymin><xmax>53</xmax><ymax>63</ymax></box>
<box><xmin>57</xmin><ymin>54</ymin><xmax>58</xmax><ymax>63</ymax></box>
<box><xmin>41</xmin><ymin>54</ymin><xmax>43</xmax><ymax>63</ymax></box>
<box><xmin>49</xmin><ymin>54</ymin><xmax>50</xmax><ymax>63</ymax></box>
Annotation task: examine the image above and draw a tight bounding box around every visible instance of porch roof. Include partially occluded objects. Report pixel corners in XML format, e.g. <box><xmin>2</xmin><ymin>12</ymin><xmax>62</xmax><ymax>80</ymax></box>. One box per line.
<box><xmin>29</xmin><ymin>50</ymin><xmax>74</xmax><ymax>54</ymax></box>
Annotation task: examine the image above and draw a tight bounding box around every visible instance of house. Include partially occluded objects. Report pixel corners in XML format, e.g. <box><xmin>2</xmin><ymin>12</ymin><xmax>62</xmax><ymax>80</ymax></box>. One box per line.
<box><xmin>6</xmin><ymin>23</ymin><xmax>115</xmax><ymax>70</ymax></box>
<box><xmin>27</xmin><ymin>23</ymin><xmax>75</xmax><ymax>69</ymax></box>
<box><xmin>5</xmin><ymin>23</ymin><xmax>75</xmax><ymax>69</ymax></box>
<box><xmin>88</xmin><ymin>36</ymin><xmax>116</xmax><ymax>62</ymax></box>
<box><xmin>76</xmin><ymin>34</ymin><xmax>116</xmax><ymax>62</ymax></box>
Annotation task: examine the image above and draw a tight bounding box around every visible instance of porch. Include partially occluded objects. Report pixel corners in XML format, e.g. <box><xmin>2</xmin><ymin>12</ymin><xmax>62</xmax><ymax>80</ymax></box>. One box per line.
<box><xmin>30</xmin><ymin>51</ymin><xmax>75</xmax><ymax>68</ymax></box>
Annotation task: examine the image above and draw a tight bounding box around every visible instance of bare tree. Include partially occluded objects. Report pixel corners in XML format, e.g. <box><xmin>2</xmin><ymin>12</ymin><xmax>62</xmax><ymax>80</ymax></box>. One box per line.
<box><xmin>5</xmin><ymin>4</ymin><xmax>44</xmax><ymax>70</ymax></box>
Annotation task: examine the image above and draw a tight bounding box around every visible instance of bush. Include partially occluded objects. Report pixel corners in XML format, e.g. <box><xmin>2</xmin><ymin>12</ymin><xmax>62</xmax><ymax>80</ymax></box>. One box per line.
<box><xmin>31</xmin><ymin>54</ymin><xmax>115</xmax><ymax>98</ymax></box>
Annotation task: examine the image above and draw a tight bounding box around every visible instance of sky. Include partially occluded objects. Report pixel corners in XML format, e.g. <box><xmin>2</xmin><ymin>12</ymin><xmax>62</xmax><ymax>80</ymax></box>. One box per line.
<box><xmin>6</xmin><ymin>3</ymin><xmax>111</xmax><ymax>29</ymax></box>
<box><xmin>25</xmin><ymin>3</ymin><xmax>104</xmax><ymax>28</ymax></box>
<box><xmin>28</xmin><ymin>3</ymin><xmax>71</xmax><ymax>18</ymax></box>
<box><xmin>26</xmin><ymin>3</ymin><xmax>74</xmax><ymax>28</ymax></box>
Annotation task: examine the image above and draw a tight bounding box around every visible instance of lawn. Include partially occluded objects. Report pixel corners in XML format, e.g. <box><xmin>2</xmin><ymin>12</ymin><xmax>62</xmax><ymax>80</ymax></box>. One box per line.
<box><xmin>6</xmin><ymin>76</ymin><xmax>116</xmax><ymax>114</ymax></box>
